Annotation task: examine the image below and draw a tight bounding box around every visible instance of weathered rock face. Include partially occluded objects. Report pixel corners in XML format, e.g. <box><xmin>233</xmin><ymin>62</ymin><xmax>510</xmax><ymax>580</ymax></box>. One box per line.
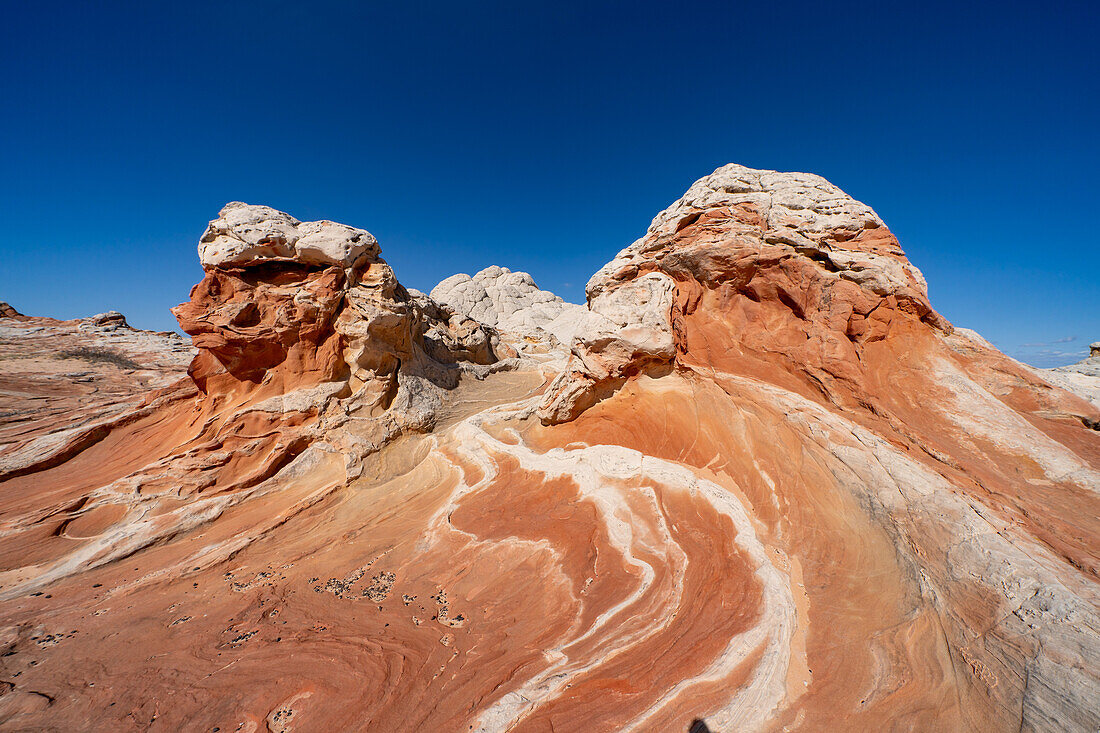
<box><xmin>1043</xmin><ymin>345</ymin><xmax>1100</xmax><ymax>409</ymax></box>
<box><xmin>0</xmin><ymin>204</ymin><xmax>511</xmax><ymax>620</ymax></box>
<box><xmin>539</xmin><ymin>163</ymin><xmax>949</xmax><ymax>423</ymax></box>
<box><xmin>173</xmin><ymin>261</ymin><xmax>348</xmax><ymax>389</ymax></box>
<box><xmin>410</xmin><ymin>288</ymin><xmax>510</xmax><ymax>366</ymax></box>
<box><xmin>431</xmin><ymin>266</ymin><xmax>591</xmax><ymax>351</ymax></box>
<box><xmin>173</xmin><ymin>203</ymin><xmax>506</xmax><ymax>408</ymax></box>
<box><xmin>527</xmin><ymin>164</ymin><xmax>1100</xmax><ymax>730</ymax></box>
<box><xmin>197</xmin><ymin>202</ymin><xmax>379</xmax><ymax>269</ymax></box>
<box><xmin>0</xmin><ymin>310</ymin><xmax>193</xmax><ymax>470</ymax></box>
<box><xmin>0</xmin><ymin>173</ymin><xmax>1097</xmax><ymax>733</ymax></box>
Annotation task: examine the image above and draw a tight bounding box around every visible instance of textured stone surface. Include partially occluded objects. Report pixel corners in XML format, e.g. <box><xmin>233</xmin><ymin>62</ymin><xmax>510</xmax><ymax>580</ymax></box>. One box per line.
<box><xmin>175</xmin><ymin>203</ymin><xmax>507</xmax><ymax>416</ymax></box>
<box><xmin>537</xmin><ymin>271</ymin><xmax>677</xmax><ymax>423</ymax></box>
<box><xmin>198</xmin><ymin>202</ymin><xmax>380</xmax><ymax>269</ymax></box>
<box><xmin>431</xmin><ymin>266</ymin><xmax>590</xmax><ymax>349</ymax></box>
<box><xmin>539</xmin><ymin>163</ymin><xmax>948</xmax><ymax>423</ymax></box>
<box><xmin>1043</xmin><ymin>347</ymin><xmax>1100</xmax><ymax>409</ymax></box>
<box><xmin>0</xmin><ymin>174</ymin><xmax>1096</xmax><ymax>732</ymax></box>
<box><xmin>0</xmin><ymin>310</ymin><xmax>195</xmax><ymax>474</ymax></box>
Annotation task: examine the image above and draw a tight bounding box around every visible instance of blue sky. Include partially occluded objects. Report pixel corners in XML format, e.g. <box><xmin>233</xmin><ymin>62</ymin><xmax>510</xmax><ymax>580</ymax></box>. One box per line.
<box><xmin>2</xmin><ymin>1</ymin><xmax>1096</xmax><ymax>367</ymax></box>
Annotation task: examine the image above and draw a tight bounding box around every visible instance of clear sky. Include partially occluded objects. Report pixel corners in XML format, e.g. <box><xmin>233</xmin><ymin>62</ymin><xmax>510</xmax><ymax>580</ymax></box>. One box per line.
<box><xmin>2</xmin><ymin>1</ymin><xmax>1097</xmax><ymax>367</ymax></box>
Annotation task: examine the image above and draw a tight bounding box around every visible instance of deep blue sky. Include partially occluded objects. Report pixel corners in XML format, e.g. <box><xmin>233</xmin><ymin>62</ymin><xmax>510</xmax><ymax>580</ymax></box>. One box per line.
<box><xmin>2</xmin><ymin>1</ymin><xmax>1096</xmax><ymax>366</ymax></box>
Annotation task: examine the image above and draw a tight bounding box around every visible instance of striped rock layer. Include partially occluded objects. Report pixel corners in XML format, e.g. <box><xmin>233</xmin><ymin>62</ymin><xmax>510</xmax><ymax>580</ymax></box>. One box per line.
<box><xmin>0</xmin><ymin>166</ymin><xmax>1096</xmax><ymax>732</ymax></box>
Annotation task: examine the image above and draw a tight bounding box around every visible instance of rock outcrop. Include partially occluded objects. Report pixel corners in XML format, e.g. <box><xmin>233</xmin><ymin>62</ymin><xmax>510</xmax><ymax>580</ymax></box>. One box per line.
<box><xmin>174</xmin><ymin>201</ymin><xmax>503</xmax><ymax>400</ymax></box>
<box><xmin>539</xmin><ymin>163</ymin><xmax>949</xmax><ymax>423</ymax></box>
<box><xmin>172</xmin><ymin>203</ymin><xmax>508</xmax><ymax>411</ymax></box>
<box><xmin>1043</xmin><ymin>345</ymin><xmax>1100</xmax><ymax>409</ymax></box>
<box><xmin>0</xmin><ymin>172</ymin><xmax>1096</xmax><ymax>732</ymax></box>
<box><xmin>431</xmin><ymin>266</ymin><xmax>590</xmax><ymax>351</ymax></box>
<box><xmin>0</xmin><ymin>309</ymin><xmax>193</xmax><ymax>472</ymax></box>
<box><xmin>523</xmin><ymin>165</ymin><xmax>1100</xmax><ymax>730</ymax></box>
<box><xmin>0</xmin><ymin>203</ymin><xmax>511</xmax><ymax>605</ymax></box>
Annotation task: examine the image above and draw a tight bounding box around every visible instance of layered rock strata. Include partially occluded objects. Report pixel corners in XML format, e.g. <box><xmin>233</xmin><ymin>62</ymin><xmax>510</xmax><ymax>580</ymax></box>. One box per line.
<box><xmin>0</xmin><ymin>172</ymin><xmax>1096</xmax><ymax>732</ymax></box>
<box><xmin>0</xmin><ymin>203</ymin><xmax>509</xmax><ymax>606</ymax></box>
<box><xmin>538</xmin><ymin>164</ymin><xmax>948</xmax><ymax>423</ymax></box>
<box><xmin>0</xmin><ymin>309</ymin><xmax>194</xmax><ymax>476</ymax></box>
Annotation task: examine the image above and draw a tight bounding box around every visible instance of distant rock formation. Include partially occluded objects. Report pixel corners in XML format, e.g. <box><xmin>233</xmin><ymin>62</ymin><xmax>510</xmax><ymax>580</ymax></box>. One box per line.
<box><xmin>431</xmin><ymin>266</ymin><xmax>591</xmax><ymax>351</ymax></box>
<box><xmin>0</xmin><ymin>302</ymin><xmax>21</xmax><ymax>318</ymax></box>
<box><xmin>87</xmin><ymin>310</ymin><xmax>129</xmax><ymax>329</ymax></box>
<box><xmin>1043</xmin><ymin>344</ymin><xmax>1100</xmax><ymax>409</ymax></box>
<box><xmin>0</xmin><ymin>172</ymin><xmax>1096</xmax><ymax>732</ymax></box>
<box><xmin>0</xmin><ymin>308</ymin><xmax>193</xmax><ymax>480</ymax></box>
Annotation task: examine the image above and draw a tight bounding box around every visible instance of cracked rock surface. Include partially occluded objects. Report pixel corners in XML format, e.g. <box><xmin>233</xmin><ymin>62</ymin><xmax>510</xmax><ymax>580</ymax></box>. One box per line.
<box><xmin>431</xmin><ymin>266</ymin><xmax>591</xmax><ymax>351</ymax></box>
<box><xmin>0</xmin><ymin>171</ymin><xmax>1096</xmax><ymax>732</ymax></box>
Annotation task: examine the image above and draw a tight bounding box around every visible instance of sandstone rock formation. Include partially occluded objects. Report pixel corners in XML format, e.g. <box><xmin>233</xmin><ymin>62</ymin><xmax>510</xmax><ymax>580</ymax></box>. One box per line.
<box><xmin>172</xmin><ymin>202</ymin><xmax>509</xmax><ymax>407</ymax></box>
<box><xmin>0</xmin><ymin>309</ymin><xmax>194</xmax><ymax>479</ymax></box>
<box><xmin>538</xmin><ymin>164</ymin><xmax>948</xmax><ymax>423</ymax></box>
<box><xmin>0</xmin><ymin>202</ymin><xmax>512</xmax><ymax>614</ymax></box>
<box><xmin>1043</xmin><ymin>344</ymin><xmax>1100</xmax><ymax>409</ymax></box>
<box><xmin>0</xmin><ymin>171</ymin><xmax>1096</xmax><ymax>732</ymax></box>
<box><xmin>431</xmin><ymin>266</ymin><xmax>591</xmax><ymax>351</ymax></box>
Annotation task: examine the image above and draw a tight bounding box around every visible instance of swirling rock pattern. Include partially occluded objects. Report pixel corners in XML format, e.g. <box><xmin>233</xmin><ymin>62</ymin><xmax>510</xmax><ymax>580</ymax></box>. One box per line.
<box><xmin>0</xmin><ymin>168</ymin><xmax>1097</xmax><ymax>731</ymax></box>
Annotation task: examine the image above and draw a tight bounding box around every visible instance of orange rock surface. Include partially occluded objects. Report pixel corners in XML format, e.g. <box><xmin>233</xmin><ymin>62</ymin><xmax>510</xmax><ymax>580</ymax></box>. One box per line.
<box><xmin>0</xmin><ymin>168</ymin><xmax>1096</xmax><ymax>731</ymax></box>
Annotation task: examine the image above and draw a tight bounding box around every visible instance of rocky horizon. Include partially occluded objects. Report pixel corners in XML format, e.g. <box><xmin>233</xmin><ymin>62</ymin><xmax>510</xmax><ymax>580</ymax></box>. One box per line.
<box><xmin>0</xmin><ymin>163</ymin><xmax>1097</xmax><ymax>731</ymax></box>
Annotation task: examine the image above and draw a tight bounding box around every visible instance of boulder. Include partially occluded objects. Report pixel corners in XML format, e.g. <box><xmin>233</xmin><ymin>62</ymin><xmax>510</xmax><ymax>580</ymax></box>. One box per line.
<box><xmin>88</xmin><ymin>311</ymin><xmax>129</xmax><ymax>328</ymax></box>
<box><xmin>197</xmin><ymin>202</ymin><xmax>379</xmax><ymax>269</ymax></box>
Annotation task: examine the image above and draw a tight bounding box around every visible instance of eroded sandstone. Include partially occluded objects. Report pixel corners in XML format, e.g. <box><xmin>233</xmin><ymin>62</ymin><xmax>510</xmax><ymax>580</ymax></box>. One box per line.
<box><xmin>1043</xmin><ymin>347</ymin><xmax>1100</xmax><ymax>409</ymax></box>
<box><xmin>0</xmin><ymin>172</ymin><xmax>1096</xmax><ymax>732</ymax></box>
<box><xmin>431</xmin><ymin>266</ymin><xmax>591</xmax><ymax>351</ymax></box>
<box><xmin>538</xmin><ymin>163</ymin><xmax>951</xmax><ymax>423</ymax></box>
